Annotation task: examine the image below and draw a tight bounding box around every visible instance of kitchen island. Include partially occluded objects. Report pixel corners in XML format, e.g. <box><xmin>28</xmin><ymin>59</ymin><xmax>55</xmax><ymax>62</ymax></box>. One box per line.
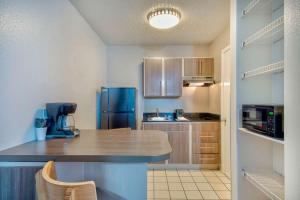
<box><xmin>0</xmin><ymin>129</ymin><xmax>171</xmax><ymax>200</ymax></box>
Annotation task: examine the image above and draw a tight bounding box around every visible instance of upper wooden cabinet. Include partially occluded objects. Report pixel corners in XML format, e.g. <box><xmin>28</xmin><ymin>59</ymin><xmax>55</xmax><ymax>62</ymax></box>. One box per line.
<box><xmin>200</xmin><ymin>58</ymin><xmax>214</xmax><ymax>77</ymax></box>
<box><xmin>144</xmin><ymin>58</ymin><xmax>163</xmax><ymax>97</ymax></box>
<box><xmin>143</xmin><ymin>58</ymin><xmax>182</xmax><ymax>98</ymax></box>
<box><xmin>143</xmin><ymin>57</ymin><xmax>213</xmax><ymax>98</ymax></box>
<box><xmin>183</xmin><ymin>58</ymin><xmax>214</xmax><ymax>77</ymax></box>
<box><xmin>164</xmin><ymin>58</ymin><xmax>182</xmax><ymax>97</ymax></box>
<box><xmin>183</xmin><ymin>58</ymin><xmax>200</xmax><ymax>76</ymax></box>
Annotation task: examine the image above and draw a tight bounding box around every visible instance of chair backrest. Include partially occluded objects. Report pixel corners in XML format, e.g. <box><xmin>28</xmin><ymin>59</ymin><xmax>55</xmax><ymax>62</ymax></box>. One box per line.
<box><xmin>36</xmin><ymin>161</ymin><xmax>97</xmax><ymax>200</ymax></box>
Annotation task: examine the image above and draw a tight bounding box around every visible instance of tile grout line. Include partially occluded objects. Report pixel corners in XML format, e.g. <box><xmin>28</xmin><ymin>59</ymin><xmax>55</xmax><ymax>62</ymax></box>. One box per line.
<box><xmin>149</xmin><ymin>169</ymin><xmax>231</xmax><ymax>200</ymax></box>
<box><xmin>203</xmin><ymin>175</ymin><xmax>231</xmax><ymax>200</ymax></box>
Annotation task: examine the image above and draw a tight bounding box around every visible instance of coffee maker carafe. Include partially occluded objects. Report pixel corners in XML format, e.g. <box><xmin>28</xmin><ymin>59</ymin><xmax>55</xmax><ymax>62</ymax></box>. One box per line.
<box><xmin>46</xmin><ymin>103</ymin><xmax>80</xmax><ymax>138</ymax></box>
<box><xmin>57</xmin><ymin>114</ymin><xmax>75</xmax><ymax>131</ymax></box>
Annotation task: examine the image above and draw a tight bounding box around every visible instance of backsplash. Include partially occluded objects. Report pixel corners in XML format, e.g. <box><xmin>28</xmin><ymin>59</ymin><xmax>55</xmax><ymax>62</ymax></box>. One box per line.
<box><xmin>143</xmin><ymin>87</ymin><xmax>209</xmax><ymax>113</ymax></box>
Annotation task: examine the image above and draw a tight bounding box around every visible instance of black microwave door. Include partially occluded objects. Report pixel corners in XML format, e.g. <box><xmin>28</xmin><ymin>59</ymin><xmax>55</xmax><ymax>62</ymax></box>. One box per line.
<box><xmin>243</xmin><ymin>121</ymin><xmax>268</xmax><ymax>133</ymax></box>
<box><xmin>243</xmin><ymin>106</ymin><xmax>269</xmax><ymax>132</ymax></box>
<box><xmin>244</xmin><ymin>106</ymin><xmax>270</xmax><ymax>121</ymax></box>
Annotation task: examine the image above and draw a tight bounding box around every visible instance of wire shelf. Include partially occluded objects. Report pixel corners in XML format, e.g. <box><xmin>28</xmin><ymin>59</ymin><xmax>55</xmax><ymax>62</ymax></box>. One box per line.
<box><xmin>239</xmin><ymin>128</ymin><xmax>284</xmax><ymax>144</ymax></box>
<box><xmin>242</xmin><ymin>60</ymin><xmax>284</xmax><ymax>79</ymax></box>
<box><xmin>242</xmin><ymin>16</ymin><xmax>284</xmax><ymax>48</ymax></box>
<box><xmin>242</xmin><ymin>0</ymin><xmax>284</xmax><ymax>17</ymax></box>
<box><xmin>242</xmin><ymin>0</ymin><xmax>275</xmax><ymax>16</ymax></box>
<box><xmin>242</xmin><ymin>169</ymin><xmax>284</xmax><ymax>200</ymax></box>
<box><xmin>242</xmin><ymin>0</ymin><xmax>262</xmax><ymax>16</ymax></box>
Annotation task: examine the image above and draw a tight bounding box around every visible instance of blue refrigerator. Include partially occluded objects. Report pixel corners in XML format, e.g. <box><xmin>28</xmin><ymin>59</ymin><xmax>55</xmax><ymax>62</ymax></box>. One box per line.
<box><xmin>99</xmin><ymin>87</ymin><xmax>136</xmax><ymax>129</ymax></box>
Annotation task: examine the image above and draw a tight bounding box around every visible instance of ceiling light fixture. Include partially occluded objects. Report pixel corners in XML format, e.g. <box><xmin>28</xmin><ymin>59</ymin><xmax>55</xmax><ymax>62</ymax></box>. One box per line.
<box><xmin>147</xmin><ymin>6</ymin><xmax>181</xmax><ymax>29</ymax></box>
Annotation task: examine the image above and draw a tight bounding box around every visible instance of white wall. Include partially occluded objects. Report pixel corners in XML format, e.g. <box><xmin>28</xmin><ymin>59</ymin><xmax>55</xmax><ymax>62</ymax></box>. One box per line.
<box><xmin>208</xmin><ymin>27</ymin><xmax>230</xmax><ymax>114</ymax></box>
<box><xmin>107</xmin><ymin>45</ymin><xmax>210</xmax><ymax>128</ymax></box>
<box><xmin>0</xmin><ymin>0</ymin><xmax>107</xmax><ymax>150</ymax></box>
<box><xmin>209</xmin><ymin>27</ymin><xmax>230</xmax><ymax>83</ymax></box>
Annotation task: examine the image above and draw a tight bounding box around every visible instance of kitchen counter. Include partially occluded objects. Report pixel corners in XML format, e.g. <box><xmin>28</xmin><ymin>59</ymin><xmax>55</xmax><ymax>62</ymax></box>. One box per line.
<box><xmin>0</xmin><ymin>129</ymin><xmax>171</xmax><ymax>163</ymax></box>
<box><xmin>0</xmin><ymin>129</ymin><xmax>171</xmax><ymax>200</ymax></box>
<box><xmin>143</xmin><ymin>112</ymin><xmax>220</xmax><ymax>122</ymax></box>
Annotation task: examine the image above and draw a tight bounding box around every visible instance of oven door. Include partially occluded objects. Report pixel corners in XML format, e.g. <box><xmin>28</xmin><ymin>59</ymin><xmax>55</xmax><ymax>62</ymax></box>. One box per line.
<box><xmin>242</xmin><ymin>105</ymin><xmax>270</xmax><ymax>134</ymax></box>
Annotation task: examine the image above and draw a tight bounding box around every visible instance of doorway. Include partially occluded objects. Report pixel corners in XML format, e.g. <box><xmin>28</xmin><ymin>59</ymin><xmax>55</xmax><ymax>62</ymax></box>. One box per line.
<box><xmin>221</xmin><ymin>46</ymin><xmax>231</xmax><ymax>178</ymax></box>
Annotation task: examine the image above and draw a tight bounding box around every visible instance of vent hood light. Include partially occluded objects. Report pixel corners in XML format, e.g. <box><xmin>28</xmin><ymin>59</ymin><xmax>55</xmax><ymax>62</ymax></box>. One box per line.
<box><xmin>188</xmin><ymin>82</ymin><xmax>205</xmax><ymax>87</ymax></box>
<box><xmin>147</xmin><ymin>7</ymin><xmax>181</xmax><ymax>29</ymax></box>
<box><xmin>183</xmin><ymin>78</ymin><xmax>215</xmax><ymax>87</ymax></box>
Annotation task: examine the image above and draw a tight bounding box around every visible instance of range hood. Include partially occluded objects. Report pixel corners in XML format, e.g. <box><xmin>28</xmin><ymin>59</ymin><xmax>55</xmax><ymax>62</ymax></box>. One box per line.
<box><xmin>183</xmin><ymin>76</ymin><xmax>215</xmax><ymax>87</ymax></box>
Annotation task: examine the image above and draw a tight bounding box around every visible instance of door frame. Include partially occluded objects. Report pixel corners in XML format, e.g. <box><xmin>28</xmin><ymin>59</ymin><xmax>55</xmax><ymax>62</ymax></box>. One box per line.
<box><xmin>221</xmin><ymin>45</ymin><xmax>231</xmax><ymax>177</ymax></box>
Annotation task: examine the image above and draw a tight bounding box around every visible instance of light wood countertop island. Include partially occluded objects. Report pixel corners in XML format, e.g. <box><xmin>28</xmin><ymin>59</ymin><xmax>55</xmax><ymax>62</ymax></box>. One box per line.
<box><xmin>0</xmin><ymin>129</ymin><xmax>172</xmax><ymax>163</ymax></box>
<box><xmin>0</xmin><ymin>129</ymin><xmax>171</xmax><ymax>200</ymax></box>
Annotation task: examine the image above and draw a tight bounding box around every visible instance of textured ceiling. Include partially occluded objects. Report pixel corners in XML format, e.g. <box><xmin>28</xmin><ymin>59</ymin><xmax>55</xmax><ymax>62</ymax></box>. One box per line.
<box><xmin>70</xmin><ymin>0</ymin><xmax>230</xmax><ymax>45</ymax></box>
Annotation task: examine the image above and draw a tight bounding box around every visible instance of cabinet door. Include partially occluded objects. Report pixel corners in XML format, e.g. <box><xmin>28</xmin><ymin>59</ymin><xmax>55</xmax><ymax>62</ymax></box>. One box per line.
<box><xmin>193</xmin><ymin>143</ymin><xmax>219</xmax><ymax>154</ymax></box>
<box><xmin>200</xmin><ymin>58</ymin><xmax>214</xmax><ymax>77</ymax></box>
<box><xmin>164</xmin><ymin>58</ymin><xmax>182</xmax><ymax>97</ymax></box>
<box><xmin>192</xmin><ymin>123</ymin><xmax>219</xmax><ymax>144</ymax></box>
<box><xmin>143</xmin><ymin>122</ymin><xmax>189</xmax><ymax>164</ymax></box>
<box><xmin>142</xmin><ymin>123</ymin><xmax>168</xmax><ymax>164</ymax></box>
<box><xmin>191</xmin><ymin>122</ymin><xmax>220</xmax><ymax>165</ymax></box>
<box><xmin>183</xmin><ymin>58</ymin><xmax>200</xmax><ymax>76</ymax></box>
<box><xmin>168</xmin><ymin>131</ymin><xmax>189</xmax><ymax>164</ymax></box>
<box><xmin>144</xmin><ymin>58</ymin><xmax>163</xmax><ymax>97</ymax></box>
<box><xmin>192</xmin><ymin>154</ymin><xmax>220</xmax><ymax>164</ymax></box>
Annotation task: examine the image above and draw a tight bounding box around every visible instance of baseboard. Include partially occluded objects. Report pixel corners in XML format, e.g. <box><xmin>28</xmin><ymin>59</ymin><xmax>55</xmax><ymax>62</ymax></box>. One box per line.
<box><xmin>147</xmin><ymin>164</ymin><xmax>219</xmax><ymax>170</ymax></box>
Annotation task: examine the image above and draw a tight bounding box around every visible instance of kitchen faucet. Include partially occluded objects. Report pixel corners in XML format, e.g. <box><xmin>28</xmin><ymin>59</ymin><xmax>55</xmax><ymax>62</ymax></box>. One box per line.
<box><xmin>156</xmin><ymin>108</ymin><xmax>160</xmax><ymax>117</ymax></box>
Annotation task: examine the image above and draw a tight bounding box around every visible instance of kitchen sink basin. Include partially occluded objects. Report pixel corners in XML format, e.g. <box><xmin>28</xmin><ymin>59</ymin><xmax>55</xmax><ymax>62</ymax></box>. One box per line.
<box><xmin>147</xmin><ymin>116</ymin><xmax>172</xmax><ymax>121</ymax></box>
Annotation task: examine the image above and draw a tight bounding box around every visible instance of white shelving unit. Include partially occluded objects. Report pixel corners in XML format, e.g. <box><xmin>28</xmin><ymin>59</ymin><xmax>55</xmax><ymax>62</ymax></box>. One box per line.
<box><xmin>242</xmin><ymin>0</ymin><xmax>272</xmax><ymax>16</ymax></box>
<box><xmin>236</xmin><ymin>0</ymin><xmax>285</xmax><ymax>199</ymax></box>
<box><xmin>242</xmin><ymin>60</ymin><xmax>284</xmax><ymax>79</ymax></box>
<box><xmin>242</xmin><ymin>0</ymin><xmax>283</xmax><ymax>17</ymax></box>
<box><xmin>242</xmin><ymin>16</ymin><xmax>284</xmax><ymax>48</ymax></box>
<box><xmin>239</xmin><ymin>128</ymin><xmax>284</xmax><ymax>144</ymax></box>
<box><xmin>242</xmin><ymin>169</ymin><xmax>284</xmax><ymax>200</ymax></box>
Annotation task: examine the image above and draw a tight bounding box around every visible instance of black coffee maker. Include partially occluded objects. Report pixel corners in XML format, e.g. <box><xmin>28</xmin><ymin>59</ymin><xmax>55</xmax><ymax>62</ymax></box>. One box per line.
<box><xmin>46</xmin><ymin>103</ymin><xmax>80</xmax><ymax>138</ymax></box>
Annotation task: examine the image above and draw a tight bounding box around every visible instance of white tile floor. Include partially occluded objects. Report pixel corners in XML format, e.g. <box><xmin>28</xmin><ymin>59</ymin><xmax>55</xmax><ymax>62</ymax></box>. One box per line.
<box><xmin>147</xmin><ymin>169</ymin><xmax>231</xmax><ymax>200</ymax></box>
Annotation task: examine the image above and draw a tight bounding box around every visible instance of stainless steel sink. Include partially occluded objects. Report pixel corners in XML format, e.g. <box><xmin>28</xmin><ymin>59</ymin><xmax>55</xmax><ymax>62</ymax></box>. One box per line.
<box><xmin>147</xmin><ymin>116</ymin><xmax>172</xmax><ymax>121</ymax></box>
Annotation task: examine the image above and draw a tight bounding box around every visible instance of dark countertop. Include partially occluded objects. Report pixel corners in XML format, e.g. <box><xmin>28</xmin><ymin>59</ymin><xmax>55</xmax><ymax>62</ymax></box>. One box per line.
<box><xmin>0</xmin><ymin>129</ymin><xmax>172</xmax><ymax>163</ymax></box>
<box><xmin>143</xmin><ymin>112</ymin><xmax>220</xmax><ymax>122</ymax></box>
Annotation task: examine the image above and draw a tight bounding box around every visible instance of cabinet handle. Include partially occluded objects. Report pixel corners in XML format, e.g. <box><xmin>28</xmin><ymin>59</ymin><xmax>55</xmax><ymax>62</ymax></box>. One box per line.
<box><xmin>200</xmin><ymin>157</ymin><xmax>216</xmax><ymax>161</ymax></box>
<box><xmin>160</xmin><ymin>81</ymin><xmax>162</xmax><ymax>96</ymax></box>
<box><xmin>221</xmin><ymin>118</ymin><xmax>227</xmax><ymax>125</ymax></box>
<box><xmin>165</xmin><ymin>81</ymin><xmax>167</xmax><ymax>95</ymax></box>
<box><xmin>198</xmin><ymin>59</ymin><xmax>201</xmax><ymax>75</ymax></box>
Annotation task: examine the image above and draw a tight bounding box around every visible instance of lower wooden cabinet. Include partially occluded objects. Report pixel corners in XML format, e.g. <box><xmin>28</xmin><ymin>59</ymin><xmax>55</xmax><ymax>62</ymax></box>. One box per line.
<box><xmin>192</xmin><ymin>143</ymin><xmax>219</xmax><ymax>154</ymax></box>
<box><xmin>191</xmin><ymin>122</ymin><xmax>220</xmax><ymax>165</ymax></box>
<box><xmin>142</xmin><ymin>122</ymin><xmax>220</xmax><ymax>166</ymax></box>
<box><xmin>168</xmin><ymin>131</ymin><xmax>189</xmax><ymax>164</ymax></box>
<box><xmin>143</xmin><ymin>123</ymin><xmax>188</xmax><ymax>132</ymax></box>
<box><xmin>192</xmin><ymin>154</ymin><xmax>220</xmax><ymax>164</ymax></box>
<box><xmin>143</xmin><ymin>122</ymin><xmax>189</xmax><ymax>164</ymax></box>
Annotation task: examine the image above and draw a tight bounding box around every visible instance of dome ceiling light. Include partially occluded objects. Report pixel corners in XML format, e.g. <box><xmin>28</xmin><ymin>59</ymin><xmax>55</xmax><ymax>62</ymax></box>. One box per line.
<box><xmin>147</xmin><ymin>5</ymin><xmax>181</xmax><ymax>29</ymax></box>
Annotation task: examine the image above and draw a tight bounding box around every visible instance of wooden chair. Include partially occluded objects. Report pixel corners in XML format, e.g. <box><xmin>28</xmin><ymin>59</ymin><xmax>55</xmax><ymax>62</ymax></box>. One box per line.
<box><xmin>35</xmin><ymin>161</ymin><xmax>97</xmax><ymax>200</ymax></box>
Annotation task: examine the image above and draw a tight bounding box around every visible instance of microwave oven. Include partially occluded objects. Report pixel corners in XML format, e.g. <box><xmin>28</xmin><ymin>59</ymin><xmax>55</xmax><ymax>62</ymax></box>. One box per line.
<box><xmin>242</xmin><ymin>105</ymin><xmax>284</xmax><ymax>140</ymax></box>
